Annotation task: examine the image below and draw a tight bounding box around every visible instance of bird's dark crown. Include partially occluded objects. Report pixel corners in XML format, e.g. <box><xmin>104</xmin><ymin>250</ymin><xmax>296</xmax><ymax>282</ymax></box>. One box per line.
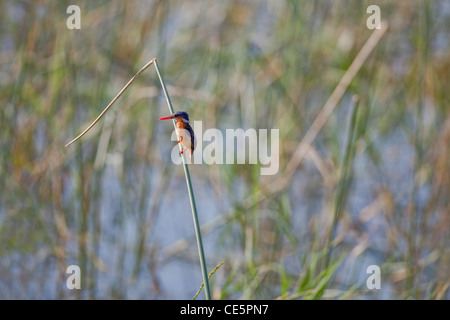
<box><xmin>173</xmin><ymin>111</ymin><xmax>189</xmax><ymax>121</ymax></box>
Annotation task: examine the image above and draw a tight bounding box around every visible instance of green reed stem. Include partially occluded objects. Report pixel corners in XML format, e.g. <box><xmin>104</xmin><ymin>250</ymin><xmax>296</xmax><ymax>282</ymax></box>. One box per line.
<box><xmin>153</xmin><ymin>59</ymin><xmax>211</xmax><ymax>300</ymax></box>
<box><xmin>325</xmin><ymin>95</ymin><xmax>360</xmax><ymax>267</ymax></box>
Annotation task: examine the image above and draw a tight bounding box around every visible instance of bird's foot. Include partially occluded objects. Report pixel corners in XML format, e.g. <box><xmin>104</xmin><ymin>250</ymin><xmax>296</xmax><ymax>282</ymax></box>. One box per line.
<box><xmin>179</xmin><ymin>148</ymin><xmax>187</xmax><ymax>156</ymax></box>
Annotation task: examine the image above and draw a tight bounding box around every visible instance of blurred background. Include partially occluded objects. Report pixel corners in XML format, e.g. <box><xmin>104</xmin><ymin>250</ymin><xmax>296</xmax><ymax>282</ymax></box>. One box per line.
<box><xmin>0</xmin><ymin>0</ymin><xmax>449</xmax><ymax>299</ymax></box>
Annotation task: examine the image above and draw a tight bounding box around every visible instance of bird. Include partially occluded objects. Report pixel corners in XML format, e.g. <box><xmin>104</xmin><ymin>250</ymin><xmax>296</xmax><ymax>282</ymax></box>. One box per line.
<box><xmin>159</xmin><ymin>111</ymin><xmax>195</xmax><ymax>156</ymax></box>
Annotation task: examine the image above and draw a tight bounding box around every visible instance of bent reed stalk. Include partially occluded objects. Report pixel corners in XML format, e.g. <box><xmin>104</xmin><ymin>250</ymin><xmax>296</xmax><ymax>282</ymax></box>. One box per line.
<box><xmin>65</xmin><ymin>58</ymin><xmax>211</xmax><ymax>300</ymax></box>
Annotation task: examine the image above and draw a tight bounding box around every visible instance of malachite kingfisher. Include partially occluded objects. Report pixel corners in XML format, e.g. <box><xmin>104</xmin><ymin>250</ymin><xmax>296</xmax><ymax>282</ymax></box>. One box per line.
<box><xmin>159</xmin><ymin>111</ymin><xmax>195</xmax><ymax>156</ymax></box>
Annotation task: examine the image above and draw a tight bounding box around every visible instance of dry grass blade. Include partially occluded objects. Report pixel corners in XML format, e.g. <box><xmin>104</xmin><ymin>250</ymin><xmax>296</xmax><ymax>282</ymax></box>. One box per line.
<box><xmin>65</xmin><ymin>58</ymin><xmax>156</xmax><ymax>147</ymax></box>
<box><xmin>282</xmin><ymin>21</ymin><xmax>389</xmax><ymax>180</ymax></box>
<box><xmin>193</xmin><ymin>262</ymin><xmax>224</xmax><ymax>300</ymax></box>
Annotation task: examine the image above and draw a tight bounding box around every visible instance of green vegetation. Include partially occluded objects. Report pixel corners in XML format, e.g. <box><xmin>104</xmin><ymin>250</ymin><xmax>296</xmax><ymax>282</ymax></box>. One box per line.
<box><xmin>0</xmin><ymin>1</ymin><xmax>448</xmax><ymax>299</ymax></box>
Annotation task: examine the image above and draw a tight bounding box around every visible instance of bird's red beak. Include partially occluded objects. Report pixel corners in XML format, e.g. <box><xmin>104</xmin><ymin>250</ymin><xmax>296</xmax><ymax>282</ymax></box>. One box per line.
<box><xmin>158</xmin><ymin>115</ymin><xmax>174</xmax><ymax>120</ymax></box>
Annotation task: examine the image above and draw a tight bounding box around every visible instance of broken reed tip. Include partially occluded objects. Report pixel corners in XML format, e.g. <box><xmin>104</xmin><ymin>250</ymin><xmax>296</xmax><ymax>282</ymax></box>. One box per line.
<box><xmin>63</xmin><ymin>58</ymin><xmax>157</xmax><ymax>149</ymax></box>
